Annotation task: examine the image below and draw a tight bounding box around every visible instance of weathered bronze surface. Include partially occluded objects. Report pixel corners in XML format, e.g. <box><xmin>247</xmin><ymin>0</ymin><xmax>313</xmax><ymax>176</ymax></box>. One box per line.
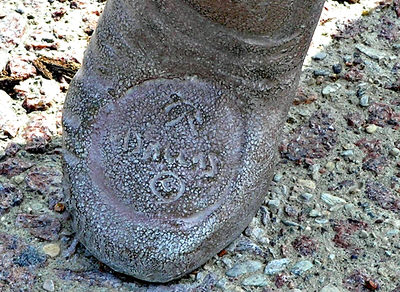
<box><xmin>62</xmin><ymin>0</ymin><xmax>324</xmax><ymax>282</ymax></box>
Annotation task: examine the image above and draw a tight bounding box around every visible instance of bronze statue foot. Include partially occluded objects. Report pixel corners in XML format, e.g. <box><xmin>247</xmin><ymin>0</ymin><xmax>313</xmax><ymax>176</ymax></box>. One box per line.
<box><xmin>62</xmin><ymin>0</ymin><xmax>324</xmax><ymax>282</ymax></box>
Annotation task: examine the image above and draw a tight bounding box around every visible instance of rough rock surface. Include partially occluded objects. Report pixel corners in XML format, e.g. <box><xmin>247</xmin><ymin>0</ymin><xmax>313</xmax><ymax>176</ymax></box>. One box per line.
<box><xmin>0</xmin><ymin>0</ymin><xmax>399</xmax><ymax>290</ymax></box>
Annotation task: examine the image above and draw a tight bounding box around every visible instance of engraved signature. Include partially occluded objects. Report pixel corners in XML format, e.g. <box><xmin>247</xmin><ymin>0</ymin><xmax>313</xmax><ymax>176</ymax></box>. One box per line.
<box><xmin>150</xmin><ymin>171</ymin><xmax>185</xmax><ymax>202</ymax></box>
<box><xmin>164</xmin><ymin>94</ymin><xmax>203</xmax><ymax>136</ymax></box>
<box><xmin>116</xmin><ymin>93</ymin><xmax>219</xmax><ymax>202</ymax></box>
<box><xmin>122</xmin><ymin>130</ymin><xmax>218</xmax><ymax>177</ymax></box>
<box><xmin>122</xmin><ymin>129</ymin><xmax>218</xmax><ymax>202</ymax></box>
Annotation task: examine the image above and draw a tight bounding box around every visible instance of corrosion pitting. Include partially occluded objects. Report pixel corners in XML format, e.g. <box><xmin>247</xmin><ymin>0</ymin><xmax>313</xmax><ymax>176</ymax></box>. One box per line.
<box><xmin>62</xmin><ymin>0</ymin><xmax>325</xmax><ymax>282</ymax></box>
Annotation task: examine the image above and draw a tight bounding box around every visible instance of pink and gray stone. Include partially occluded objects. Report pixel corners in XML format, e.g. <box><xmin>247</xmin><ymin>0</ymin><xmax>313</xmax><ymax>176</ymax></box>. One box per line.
<box><xmin>62</xmin><ymin>0</ymin><xmax>325</xmax><ymax>283</ymax></box>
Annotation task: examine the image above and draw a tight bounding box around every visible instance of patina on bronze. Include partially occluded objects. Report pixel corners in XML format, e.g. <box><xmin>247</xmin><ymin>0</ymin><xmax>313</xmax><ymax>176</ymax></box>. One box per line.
<box><xmin>62</xmin><ymin>0</ymin><xmax>325</xmax><ymax>283</ymax></box>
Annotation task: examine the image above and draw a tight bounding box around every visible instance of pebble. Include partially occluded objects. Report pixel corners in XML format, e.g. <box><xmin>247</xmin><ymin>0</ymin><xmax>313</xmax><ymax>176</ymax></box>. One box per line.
<box><xmin>349</xmin><ymin>187</ymin><xmax>361</xmax><ymax>194</ymax></box>
<box><xmin>321</xmin><ymin>193</ymin><xmax>346</xmax><ymax>206</ymax></box>
<box><xmin>195</xmin><ymin>271</ymin><xmax>205</xmax><ymax>281</ymax></box>
<box><xmin>329</xmin><ymin>205</ymin><xmax>342</xmax><ymax>212</ymax></box>
<box><xmin>389</xmin><ymin>148</ymin><xmax>400</xmax><ymax>157</ymax></box>
<box><xmin>298</xmin><ymin>179</ymin><xmax>316</xmax><ymax>190</ymax></box>
<box><xmin>241</xmin><ymin>274</ymin><xmax>270</xmax><ymax>287</ymax></box>
<box><xmin>365</xmin><ymin>124</ymin><xmax>377</xmax><ymax>134</ymax></box>
<box><xmin>250</xmin><ymin>227</ymin><xmax>269</xmax><ymax>245</ymax></box>
<box><xmin>359</xmin><ymin>95</ymin><xmax>369</xmax><ymax>107</ymax></box>
<box><xmin>301</xmin><ymin>193</ymin><xmax>313</xmax><ymax>201</ymax></box>
<box><xmin>0</xmin><ymin>90</ymin><xmax>21</xmax><ymax>137</ymax></box>
<box><xmin>359</xmin><ymin>230</ymin><xmax>369</xmax><ymax>239</ymax></box>
<box><xmin>225</xmin><ymin>260</ymin><xmax>263</xmax><ymax>277</ymax></box>
<box><xmin>343</xmin><ymin>143</ymin><xmax>354</xmax><ymax>150</ymax></box>
<box><xmin>215</xmin><ymin>278</ymin><xmax>228</xmax><ymax>289</ymax></box>
<box><xmin>325</xmin><ymin>161</ymin><xmax>335</xmax><ymax>171</ymax></box>
<box><xmin>310</xmin><ymin>164</ymin><xmax>320</xmax><ymax>180</ymax></box>
<box><xmin>291</xmin><ymin>260</ymin><xmax>314</xmax><ymax>276</ymax></box>
<box><xmin>259</xmin><ymin>206</ymin><xmax>270</xmax><ymax>226</ymax></box>
<box><xmin>264</xmin><ymin>258</ymin><xmax>291</xmax><ymax>275</ymax></box>
<box><xmin>273</xmin><ymin>173</ymin><xmax>283</xmax><ymax>182</ymax></box>
<box><xmin>43</xmin><ymin>243</ymin><xmax>60</xmax><ymax>258</ymax></box>
<box><xmin>315</xmin><ymin>76</ymin><xmax>324</xmax><ymax>85</ymax></box>
<box><xmin>11</xmin><ymin>175</ymin><xmax>25</xmax><ymax>185</ymax></box>
<box><xmin>344</xmin><ymin>203</ymin><xmax>355</xmax><ymax>211</ymax></box>
<box><xmin>322</xmin><ymin>84</ymin><xmax>341</xmax><ymax>97</ymax></box>
<box><xmin>332</xmin><ymin>64</ymin><xmax>342</xmax><ymax>74</ymax></box>
<box><xmin>312</xmin><ymin>52</ymin><xmax>327</xmax><ymax>60</ymax></box>
<box><xmin>281</xmin><ymin>185</ymin><xmax>288</xmax><ymax>195</ymax></box>
<box><xmin>313</xmin><ymin>69</ymin><xmax>330</xmax><ymax>77</ymax></box>
<box><xmin>341</xmin><ymin>150</ymin><xmax>354</xmax><ymax>157</ymax></box>
<box><xmin>282</xmin><ymin>220</ymin><xmax>300</xmax><ymax>227</ymax></box>
<box><xmin>221</xmin><ymin>257</ymin><xmax>233</xmax><ymax>268</ymax></box>
<box><xmin>42</xmin><ymin>279</ymin><xmax>55</xmax><ymax>292</ymax></box>
<box><xmin>315</xmin><ymin>218</ymin><xmax>329</xmax><ymax>224</ymax></box>
<box><xmin>298</xmin><ymin>109</ymin><xmax>309</xmax><ymax>117</ymax></box>
<box><xmin>320</xmin><ymin>284</ymin><xmax>341</xmax><ymax>292</ymax></box>
<box><xmin>309</xmin><ymin>209</ymin><xmax>322</xmax><ymax>217</ymax></box>
<box><xmin>343</xmin><ymin>55</ymin><xmax>352</xmax><ymax>63</ymax></box>
<box><xmin>267</xmin><ymin>199</ymin><xmax>280</xmax><ymax>213</ymax></box>
<box><xmin>356</xmin><ymin>44</ymin><xmax>388</xmax><ymax>60</ymax></box>
<box><xmin>357</xmin><ymin>86</ymin><xmax>367</xmax><ymax>97</ymax></box>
